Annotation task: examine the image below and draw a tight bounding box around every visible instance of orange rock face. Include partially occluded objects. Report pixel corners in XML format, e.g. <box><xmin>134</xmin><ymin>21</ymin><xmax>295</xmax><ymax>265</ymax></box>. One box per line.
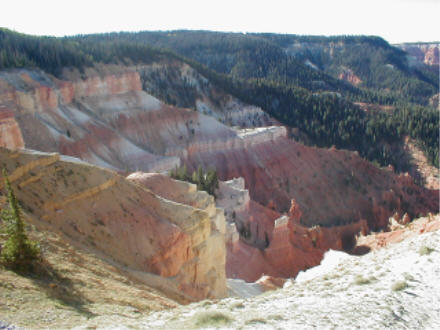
<box><xmin>0</xmin><ymin>65</ymin><xmax>438</xmax><ymax>286</ymax></box>
<box><xmin>338</xmin><ymin>68</ymin><xmax>362</xmax><ymax>86</ymax></box>
<box><xmin>397</xmin><ymin>43</ymin><xmax>439</xmax><ymax>66</ymax></box>
<box><xmin>0</xmin><ymin>148</ymin><xmax>227</xmax><ymax>302</ymax></box>
<box><xmin>226</xmin><ymin>200</ymin><xmax>369</xmax><ymax>282</ymax></box>
<box><xmin>0</xmin><ymin>106</ymin><xmax>24</xmax><ymax>149</ymax></box>
<box><xmin>186</xmin><ymin>136</ymin><xmax>438</xmax><ymax>230</ymax></box>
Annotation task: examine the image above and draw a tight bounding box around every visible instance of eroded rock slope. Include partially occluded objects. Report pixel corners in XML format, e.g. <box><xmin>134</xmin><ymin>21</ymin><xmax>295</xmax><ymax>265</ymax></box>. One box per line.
<box><xmin>0</xmin><ymin>147</ymin><xmax>227</xmax><ymax>302</ymax></box>
<box><xmin>0</xmin><ymin>64</ymin><xmax>438</xmax><ymax>285</ymax></box>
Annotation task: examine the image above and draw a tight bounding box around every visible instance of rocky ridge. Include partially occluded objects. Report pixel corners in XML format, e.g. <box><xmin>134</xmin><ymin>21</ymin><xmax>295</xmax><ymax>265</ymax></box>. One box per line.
<box><xmin>0</xmin><ymin>147</ymin><xmax>227</xmax><ymax>302</ymax></box>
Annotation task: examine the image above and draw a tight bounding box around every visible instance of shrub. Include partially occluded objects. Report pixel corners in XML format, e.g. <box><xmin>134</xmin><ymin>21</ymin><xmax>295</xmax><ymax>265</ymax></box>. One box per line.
<box><xmin>353</xmin><ymin>275</ymin><xmax>371</xmax><ymax>285</ymax></box>
<box><xmin>0</xmin><ymin>170</ymin><xmax>40</xmax><ymax>271</ymax></box>
<box><xmin>419</xmin><ymin>245</ymin><xmax>434</xmax><ymax>256</ymax></box>
<box><xmin>391</xmin><ymin>280</ymin><xmax>407</xmax><ymax>292</ymax></box>
<box><xmin>192</xmin><ymin>311</ymin><xmax>233</xmax><ymax>327</ymax></box>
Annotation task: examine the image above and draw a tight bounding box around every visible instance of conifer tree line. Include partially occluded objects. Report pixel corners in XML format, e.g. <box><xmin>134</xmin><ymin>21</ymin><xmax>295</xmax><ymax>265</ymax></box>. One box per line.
<box><xmin>0</xmin><ymin>28</ymin><xmax>438</xmax><ymax>169</ymax></box>
<box><xmin>170</xmin><ymin>165</ymin><xmax>219</xmax><ymax>197</ymax></box>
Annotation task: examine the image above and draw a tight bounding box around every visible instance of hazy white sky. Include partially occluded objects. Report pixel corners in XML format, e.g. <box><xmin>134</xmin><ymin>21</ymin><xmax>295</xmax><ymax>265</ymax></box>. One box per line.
<box><xmin>1</xmin><ymin>0</ymin><xmax>438</xmax><ymax>43</ymax></box>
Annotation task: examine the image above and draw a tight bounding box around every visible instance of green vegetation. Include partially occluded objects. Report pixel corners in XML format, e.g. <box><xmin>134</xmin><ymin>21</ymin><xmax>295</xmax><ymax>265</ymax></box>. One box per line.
<box><xmin>192</xmin><ymin>311</ymin><xmax>233</xmax><ymax>327</ymax></box>
<box><xmin>257</xmin><ymin>33</ymin><xmax>437</xmax><ymax>104</ymax></box>
<box><xmin>0</xmin><ymin>28</ymin><xmax>176</xmax><ymax>76</ymax></box>
<box><xmin>418</xmin><ymin>245</ymin><xmax>435</xmax><ymax>256</ymax></box>
<box><xmin>353</xmin><ymin>275</ymin><xmax>373</xmax><ymax>285</ymax></box>
<box><xmin>1</xmin><ymin>28</ymin><xmax>437</xmax><ymax>169</ymax></box>
<box><xmin>391</xmin><ymin>280</ymin><xmax>408</xmax><ymax>292</ymax></box>
<box><xmin>90</xmin><ymin>30</ymin><xmax>436</xmax><ymax>105</ymax></box>
<box><xmin>170</xmin><ymin>165</ymin><xmax>219</xmax><ymax>197</ymax></box>
<box><xmin>0</xmin><ymin>170</ymin><xmax>40</xmax><ymax>271</ymax></box>
<box><xmin>189</xmin><ymin>66</ymin><xmax>438</xmax><ymax>169</ymax></box>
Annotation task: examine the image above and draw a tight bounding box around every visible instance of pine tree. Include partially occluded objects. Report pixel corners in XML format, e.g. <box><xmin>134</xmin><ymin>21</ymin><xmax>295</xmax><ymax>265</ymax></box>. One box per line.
<box><xmin>0</xmin><ymin>170</ymin><xmax>40</xmax><ymax>271</ymax></box>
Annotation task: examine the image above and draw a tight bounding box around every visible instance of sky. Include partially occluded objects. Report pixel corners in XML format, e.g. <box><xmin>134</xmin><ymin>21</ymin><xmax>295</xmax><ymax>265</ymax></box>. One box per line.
<box><xmin>1</xmin><ymin>0</ymin><xmax>438</xmax><ymax>44</ymax></box>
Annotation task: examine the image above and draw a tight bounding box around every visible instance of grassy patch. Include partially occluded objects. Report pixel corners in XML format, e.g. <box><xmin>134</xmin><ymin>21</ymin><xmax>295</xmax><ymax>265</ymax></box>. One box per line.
<box><xmin>419</xmin><ymin>246</ymin><xmax>435</xmax><ymax>256</ymax></box>
<box><xmin>268</xmin><ymin>314</ymin><xmax>285</xmax><ymax>321</ymax></box>
<box><xmin>245</xmin><ymin>318</ymin><xmax>267</xmax><ymax>325</ymax></box>
<box><xmin>192</xmin><ymin>311</ymin><xmax>233</xmax><ymax>328</ymax></box>
<box><xmin>230</xmin><ymin>302</ymin><xmax>245</xmax><ymax>310</ymax></box>
<box><xmin>353</xmin><ymin>275</ymin><xmax>371</xmax><ymax>285</ymax></box>
<box><xmin>391</xmin><ymin>280</ymin><xmax>408</xmax><ymax>292</ymax></box>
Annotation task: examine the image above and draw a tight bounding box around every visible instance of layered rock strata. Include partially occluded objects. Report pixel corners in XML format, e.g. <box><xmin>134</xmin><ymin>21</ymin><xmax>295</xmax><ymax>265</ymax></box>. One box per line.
<box><xmin>187</xmin><ymin>135</ymin><xmax>438</xmax><ymax>229</ymax></box>
<box><xmin>395</xmin><ymin>43</ymin><xmax>439</xmax><ymax>67</ymax></box>
<box><xmin>138</xmin><ymin>61</ymin><xmax>276</xmax><ymax>127</ymax></box>
<box><xmin>0</xmin><ymin>65</ymin><xmax>438</xmax><ymax>285</ymax></box>
<box><xmin>226</xmin><ymin>199</ymin><xmax>368</xmax><ymax>282</ymax></box>
<box><xmin>0</xmin><ymin>148</ymin><xmax>227</xmax><ymax>302</ymax></box>
<box><xmin>1</xmin><ymin>66</ymin><xmax>435</xmax><ymax>230</ymax></box>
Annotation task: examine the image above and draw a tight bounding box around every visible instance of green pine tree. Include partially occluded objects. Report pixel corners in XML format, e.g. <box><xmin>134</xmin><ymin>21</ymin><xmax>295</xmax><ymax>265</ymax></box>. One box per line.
<box><xmin>0</xmin><ymin>169</ymin><xmax>40</xmax><ymax>271</ymax></box>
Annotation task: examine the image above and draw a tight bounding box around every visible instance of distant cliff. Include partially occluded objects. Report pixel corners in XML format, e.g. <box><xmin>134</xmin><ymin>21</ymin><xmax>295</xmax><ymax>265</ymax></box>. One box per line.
<box><xmin>395</xmin><ymin>43</ymin><xmax>439</xmax><ymax>67</ymax></box>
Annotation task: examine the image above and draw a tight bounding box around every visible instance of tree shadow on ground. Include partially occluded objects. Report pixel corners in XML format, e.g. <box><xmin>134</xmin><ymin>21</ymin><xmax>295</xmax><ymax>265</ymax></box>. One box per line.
<box><xmin>341</xmin><ymin>232</ymin><xmax>371</xmax><ymax>256</ymax></box>
<box><xmin>14</xmin><ymin>259</ymin><xmax>96</xmax><ymax>319</ymax></box>
<box><xmin>349</xmin><ymin>245</ymin><xmax>371</xmax><ymax>256</ymax></box>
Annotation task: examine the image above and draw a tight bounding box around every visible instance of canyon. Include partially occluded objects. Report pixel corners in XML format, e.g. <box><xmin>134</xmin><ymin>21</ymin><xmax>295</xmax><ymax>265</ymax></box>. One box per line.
<box><xmin>0</xmin><ymin>63</ymin><xmax>438</xmax><ymax>291</ymax></box>
<box><xmin>395</xmin><ymin>43</ymin><xmax>440</xmax><ymax>67</ymax></box>
<box><xmin>0</xmin><ymin>26</ymin><xmax>439</xmax><ymax>330</ymax></box>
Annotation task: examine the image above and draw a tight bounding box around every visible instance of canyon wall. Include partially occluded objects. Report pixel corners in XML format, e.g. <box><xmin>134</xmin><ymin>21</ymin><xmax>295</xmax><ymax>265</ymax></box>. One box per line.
<box><xmin>0</xmin><ymin>148</ymin><xmax>227</xmax><ymax>302</ymax></box>
<box><xmin>0</xmin><ymin>64</ymin><xmax>438</xmax><ymax>286</ymax></box>
<box><xmin>226</xmin><ymin>198</ymin><xmax>368</xmax><ymax>282</ymax></box>
<box><xmin>138</xmin><ymin>61</ymin><xmax>276</xmax><ymax>128</ymax></box>
<box><xmin>0</xmin><ymin>106</ymin><xmax>24</xmax><ymax>149</ymax></box>
<box><xmin>395</xmin><ymin>43</ymin><xmax>439</xmax><ymax>67</ymax></box>
<box><xmin>0</xmin><ymin>66</ymin><xmax>436</xmax><ymax>229</ymax></box>
<box><xmin>218</xmin><ymin>173</ymin><xmax>435</xmax><ymax>282</ymax></box>
<box><xmin>338</xmin><ymin>66</ymin><xmax>362</xmax><ymax>86</ymax></box>
<box><xmin>186</xmin><ymin>135</ymin><xmax>438</xmax><ymax>229</ymax></box>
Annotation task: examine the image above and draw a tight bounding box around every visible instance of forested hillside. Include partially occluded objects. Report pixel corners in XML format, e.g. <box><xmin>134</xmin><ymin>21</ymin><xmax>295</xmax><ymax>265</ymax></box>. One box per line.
<box><xmin>0</xmin><ymin>28</ymin><xmax>437</xmax><ymax>168</ymax></box>
<box><xmin>76</xmin><ymin>31</ymin><xmax>438</xmax><ymax>105</ymax></box>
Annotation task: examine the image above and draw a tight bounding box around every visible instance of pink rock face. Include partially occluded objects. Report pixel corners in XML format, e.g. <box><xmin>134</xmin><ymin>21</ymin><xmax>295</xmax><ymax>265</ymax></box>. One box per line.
<box><xmin>186</xmin><ymin>137</ymin><xmax>438</xmax><ymax>230</ymax></box>
<box><xmin>0</xmin><ymin>69</ymin><xmax>182</xmax><ymax>172</ymax></box>
<box><xmin>0</xmin><ymin>149</ymin><xmax>227</xmax><ymax>302</ymax></box>
<box><xmin>289</xmin><ymin>199</ymin><xmax>302</xmax><ymax>224</ymax></box>
<box><xmin>338</xmin><ymin>69</ymin><xmax>362</xmax><ymax>86</ymax></box>
<box><xmin>396</xmin><ymin>43</ymin><xmax>440</xmax><ymax>66</ymax></box>
<box><xmin>226</xmin><ymin>200</ymin><xmax>369</xmax><ymax>282</ymax></box>
<box><xmin>0</xmin><ymin>106</ymin><xmax>24</xmax><ymax>149</ymax></box>
<box><xmin>126</xmin><ymin>171</ymin><xmax>228</xmax><ymax>300</ymax></box>
<box><xmin>0</xmin><ymin>65</ymin><xmax>438</xmax><ymax>287</ymax></box>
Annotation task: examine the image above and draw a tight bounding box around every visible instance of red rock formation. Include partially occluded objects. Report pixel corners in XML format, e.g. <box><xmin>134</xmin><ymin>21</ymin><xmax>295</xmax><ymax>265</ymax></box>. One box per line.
<box><xmin>0</xmin><ymin>106</ymin><xmax>24</xmax><ymax>149</ymax></box>
<box><xmin>396</xmin><ymin>43</ymin><xmax>439</xmax><ymax>66</ymax></box>
<box><xmin>186</xmin><ymin>136</ymin><xmax>438</xmax><ymax>230</ymax></box>
<box><xmin>338</xmin><ymin>67</ymin><xmax>362</xmax><ymax>86</ymax></box>
<box><xmin>255</xmin><ymin>275</ymin><xmax>286</xmax><ymax>291</ymax></box>
<box><xmin>288</xmin><ymin>199</ymin><xmax>302</xmax><ymax>224</ymax></box>
<box><xmin>1</xmin><ymin>67</ymin><xmax>435</xmax><ymax>234</ymax></box>
<box><xmin>0</xmin><ymin>65</ymin><xmax>438</xmax><ymax>286</ymax></box>
<box><xmin>226</xmin><ymin>201</ymin><xmax>369</xmax><ymax>282</ymax></box>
